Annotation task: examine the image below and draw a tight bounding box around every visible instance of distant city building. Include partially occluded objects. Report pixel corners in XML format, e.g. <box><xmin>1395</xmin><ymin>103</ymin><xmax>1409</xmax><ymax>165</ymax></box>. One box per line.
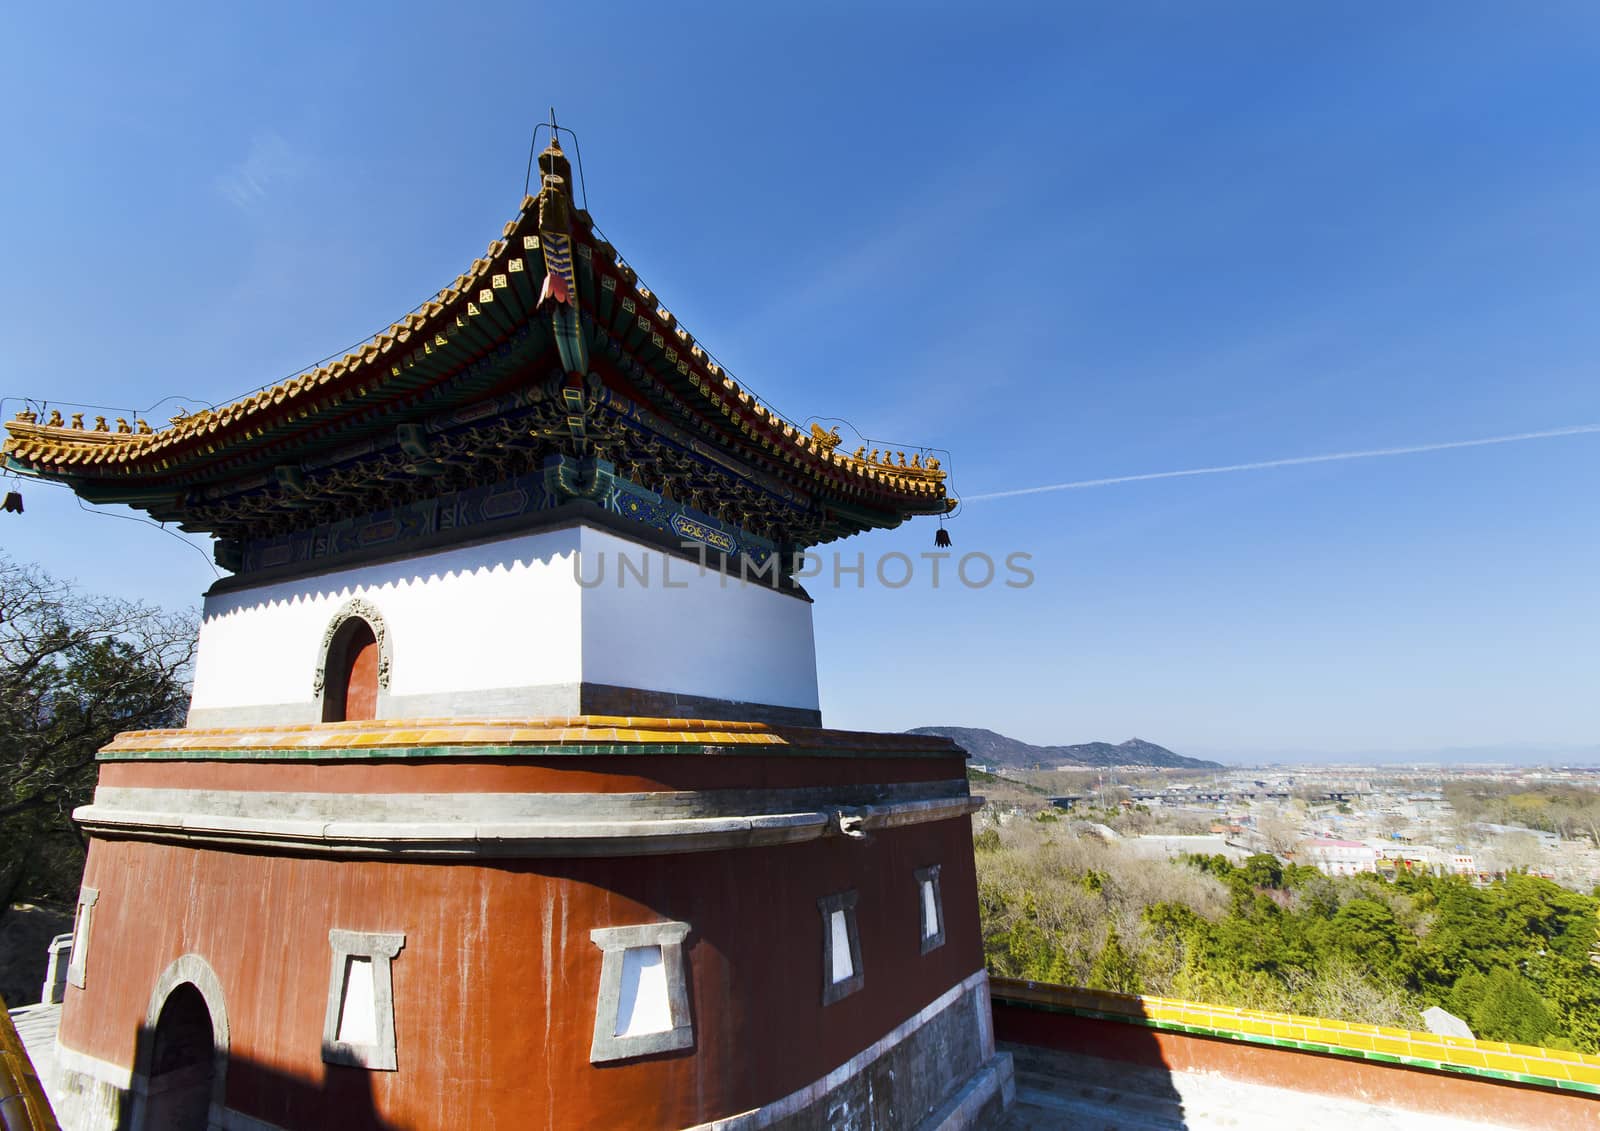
<box><xmin>1127</xmin><ymin>835</ymin><xmax>1250</xmax><ymax>863</ymax></box>
<box><xmin>1300</xmin><ymin>839</ymin><xmax>1378</xmax><ymax>876</ymax></box>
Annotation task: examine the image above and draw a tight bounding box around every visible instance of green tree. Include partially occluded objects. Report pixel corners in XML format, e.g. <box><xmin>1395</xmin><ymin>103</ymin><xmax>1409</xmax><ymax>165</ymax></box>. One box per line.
<box><xmin>1418</xmin><ymin>880</ymin><xmax>1521</xmax><ymax>983</ymax></box>
<box><xmin>1241</xmin><ymin>854</ymin><xmax>1284</xmax><ymax>890</ymax></box>
<box><xmin>1087</xmin><ymin>928</ymin><xmax>1142</xmax><ymax>994</ymax></box>
<box><xmin>0</xmin><ymin>556</ymin><xmax>194</xmax><ymax>914</ymax></box>
<box><xmin>1315</xmin><ymin>898</ymin><xmax>1415</xmax><ymax>984</ymax></box>
<box><xmin>977</xmin><ymin>813</ymin><xmax>1600</xmax><ymax>1049</ymax></box>
<box><xmin>1457</xmin><ymin>968</ymin><xmax>1556</xmax><ymax>1046</ymax></box>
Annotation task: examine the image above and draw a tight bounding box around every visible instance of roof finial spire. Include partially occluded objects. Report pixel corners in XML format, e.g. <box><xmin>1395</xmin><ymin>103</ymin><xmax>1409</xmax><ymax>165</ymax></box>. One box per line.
<box><xmin>538</xmin><ymin>110</ymin><xmax>573</xmax><ymax>199</ymax></box>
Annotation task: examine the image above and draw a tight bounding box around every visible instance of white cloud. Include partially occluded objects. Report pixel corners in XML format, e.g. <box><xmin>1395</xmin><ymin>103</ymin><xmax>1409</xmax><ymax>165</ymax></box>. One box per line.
<box><xmin>216</xmin><ymin>131</ymin><xmax>308</xmax><ymax>209</ymax></box>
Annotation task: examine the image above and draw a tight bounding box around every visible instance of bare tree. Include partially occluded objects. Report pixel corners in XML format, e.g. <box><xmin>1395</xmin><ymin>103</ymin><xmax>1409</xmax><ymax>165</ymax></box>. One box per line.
<box><xmin>1489</xmin><ymin>832</ymin><xmax>1545</xmax><ymax>876</ymax></box>
<box><xmin>1257</xmin><ymin>814</ymin><xmax>1301</xmax><ymax>858</ymax></box>
<box><xmin>0</xmin><ymin>556</ymin><xmax>196</xmax><ymax>913</ymax></box>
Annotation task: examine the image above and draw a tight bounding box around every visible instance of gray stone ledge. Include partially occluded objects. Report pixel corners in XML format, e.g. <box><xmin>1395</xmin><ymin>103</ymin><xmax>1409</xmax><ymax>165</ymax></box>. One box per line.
<box><xmin>72</xmin><ymin>788</ymin><xmax>981</xmax><ymax>858</ymax></box>
<box><xmin>85</xmin><ymin>782</ymin><xmax>966</xmax><ymax>822</ymax></box>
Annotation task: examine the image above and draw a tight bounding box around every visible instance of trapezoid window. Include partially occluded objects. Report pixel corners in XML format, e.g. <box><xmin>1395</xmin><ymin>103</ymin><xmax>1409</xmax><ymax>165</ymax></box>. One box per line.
<box><xmin>323</xmin><ymin>929</ymin><xmax>405</xmax><ymax>1071</ymax></box>
<box><xmin>589</xmin><ymin>921</ymin><xmax>693</xmax><ymax>1063</ymax></box>
<box><xmin>915</xmin><ymin>865</ymin><xmax>946</xmax><ymax>954</ymax></box>
<box><xmin>818</xmin><ymin>890</ymin><xmax>864</xmax><ymax>1005</ymax></box>
<box><xmin>322</xmin><ymin>618</ymin><xmax>378</xmax><ymax>722</ymax></box>
<box><xmin>65</xmin><ymin>885</ymin><xmax>98</xmax><ymax>990</ymax></box>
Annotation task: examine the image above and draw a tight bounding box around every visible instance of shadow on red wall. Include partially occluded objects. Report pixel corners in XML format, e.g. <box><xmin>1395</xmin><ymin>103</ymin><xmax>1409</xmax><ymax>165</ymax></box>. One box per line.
<box><xmin>122</xmin><ymin>1022</ymin><xmax>398</xmax><ymax>1131</ymax></box>
<box><xmin>991</xmin><ymin>983</ymin><xmax>1189</xmax><ymax>1130</ymax></box>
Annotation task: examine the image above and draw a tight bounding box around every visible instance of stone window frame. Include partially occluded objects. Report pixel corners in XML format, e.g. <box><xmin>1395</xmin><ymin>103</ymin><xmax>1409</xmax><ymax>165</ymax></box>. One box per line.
<box><xmin>915</xmin><ymin>865</ymin><xmax>946</xmax><ymax>954</ymax></box>
<box><xmin>65</xmin><ymin>885</ymin><xmax>99</xmax><ymax>990</ymax></box>
<box><xmin>312</xmin><ymin>597</ymin><xmax>393</xmax><ymax>718</ymax></box>
<box><xmin>818</xmin><ymin>890</ymin><xmax>864</xmax><ymax>1005</ymax></box>
<box><xmin>322</xmin><ymin>929</ymin><xmax>405</xmax><ymax>1071</ymax></box>
<box><xmin>588</xmin><ymin>921</ymin><xmax>693</xmax><ymax>1064</ymax></box>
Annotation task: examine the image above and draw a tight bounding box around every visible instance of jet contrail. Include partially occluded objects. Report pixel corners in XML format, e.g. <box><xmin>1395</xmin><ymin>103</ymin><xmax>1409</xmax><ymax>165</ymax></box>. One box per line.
<box><xmin>964</xmin><ymin>424</ymin><xmax>1600</xmax><ymax>502</ymax></box>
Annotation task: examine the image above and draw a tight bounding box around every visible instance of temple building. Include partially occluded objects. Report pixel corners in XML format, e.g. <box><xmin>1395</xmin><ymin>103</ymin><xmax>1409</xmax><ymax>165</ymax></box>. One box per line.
<box><xmin>2</xmin><ymin>134</ymin><xmax>1011</xmax><ymax>1129</ymax></box>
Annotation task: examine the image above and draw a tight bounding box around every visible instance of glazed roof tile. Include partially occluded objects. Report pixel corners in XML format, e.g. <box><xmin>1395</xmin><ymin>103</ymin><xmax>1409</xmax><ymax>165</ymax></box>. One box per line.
<box><xmin>5</xmin><ymin>165</ymin><xmax>950</xmax><ymax>515</ymax></box>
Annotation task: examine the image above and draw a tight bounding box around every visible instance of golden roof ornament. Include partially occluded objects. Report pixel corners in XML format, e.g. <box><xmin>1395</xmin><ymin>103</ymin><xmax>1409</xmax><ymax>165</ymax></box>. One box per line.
<box><xmin>537</xmin><ymin>124</ymin><xmax>574</xmax><ymax>192</ymax></box>
<box><xmin>536</xmin><ymin>118</ymin><xmax>573</xmax><ymax>234</ymax></box>
<box><xmin>810</xmin><ymin>423</ymin><xmax>842</xmax><ymax>455</ymax></box>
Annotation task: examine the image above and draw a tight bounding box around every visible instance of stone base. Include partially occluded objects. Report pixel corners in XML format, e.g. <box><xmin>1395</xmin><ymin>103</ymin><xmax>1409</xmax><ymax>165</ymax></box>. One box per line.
<box><xmin>917</xmin><ymin>1053</ymin><xmax>1014</xmax><ymax>1130</ymax></box>
<box><xmin>46</xmin><ymin>1051</ymin><xmax>127</xmax><ymax>1131</ymax></box>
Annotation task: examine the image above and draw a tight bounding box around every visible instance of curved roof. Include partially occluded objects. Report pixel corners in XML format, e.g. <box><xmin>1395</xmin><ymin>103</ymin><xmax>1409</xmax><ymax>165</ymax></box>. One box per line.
<box><xmin>3</xmin><ymin>138</ymin><xmax>951</xmax><ymax>532</ymax></box>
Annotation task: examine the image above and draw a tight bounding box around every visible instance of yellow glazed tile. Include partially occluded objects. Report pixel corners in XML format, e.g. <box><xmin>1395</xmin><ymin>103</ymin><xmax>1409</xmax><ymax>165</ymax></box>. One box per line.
<box><xmin>1532</xmin><ymin>1047</ymin><xmax>1596</xmax><ymax>1066</ymax></box>
<box><xmin>1479</xmin><ymin>1052</ymin><xmax>1529</xmax><ymax>1074</ymax></box>
<box><xmin>1523</xmin><ymin>1060</ymin><xmax>1571</xmax><ymax>1081</ymax></box>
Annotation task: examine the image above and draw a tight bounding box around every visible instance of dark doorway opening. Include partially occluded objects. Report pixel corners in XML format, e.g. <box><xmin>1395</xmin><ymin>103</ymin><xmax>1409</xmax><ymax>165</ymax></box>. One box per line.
<box><xmin>323</xmin><ymin>618</ymin><xmax>379</xmax><ymax>722</ymax></box>
<box><xmin>145</xmin><ymin>983</ymin><xmax>215</xmax><ymax>1131</ymax></box>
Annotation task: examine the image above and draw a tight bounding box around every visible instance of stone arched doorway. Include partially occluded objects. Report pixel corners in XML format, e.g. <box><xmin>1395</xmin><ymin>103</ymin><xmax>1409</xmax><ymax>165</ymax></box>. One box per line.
<box><xmin>135</xmin><ymin>954</ymin><xmax>229</xmax><ymax>1131</ymax></box>
<box><xmin>314</xmin><ymin>598</ymin><xmax>392</xmax><ymax>723</ymax></box>
<box><xmin>323</xmin><ymin>618</ymin><xmax>379</xmax><ymax>722</ymax></box>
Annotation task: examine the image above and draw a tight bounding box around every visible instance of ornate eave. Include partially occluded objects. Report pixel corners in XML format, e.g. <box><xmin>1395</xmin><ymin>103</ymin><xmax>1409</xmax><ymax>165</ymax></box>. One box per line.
<box><xmin>3</xmin><ymin>136</ymin><xmax>952</xmax><ymax>554</ymax></box>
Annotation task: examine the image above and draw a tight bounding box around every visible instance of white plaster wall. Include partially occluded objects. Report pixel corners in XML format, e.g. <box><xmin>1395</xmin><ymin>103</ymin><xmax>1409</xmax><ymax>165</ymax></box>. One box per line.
<box><xmin>190</xmin><ymin>528</ymin><xmax>585</xmax><ymax>716</ymax></box>
<box><xmin>188</xmin><ymin>523</ymin><xmax>819</xmax><ymax>720</ymax></box>
<box><xmin>577</xmin><ymin>526</ymin><xmax>820</xmax><ymax>712</ymax></box>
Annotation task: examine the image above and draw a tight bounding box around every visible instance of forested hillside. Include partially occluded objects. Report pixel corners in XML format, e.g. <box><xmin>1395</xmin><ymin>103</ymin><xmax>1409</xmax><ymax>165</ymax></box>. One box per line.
<box><xmin>976</xmin><ymin>817</ymin><xmax>1600</xmax><ymax>1051</ymax></box>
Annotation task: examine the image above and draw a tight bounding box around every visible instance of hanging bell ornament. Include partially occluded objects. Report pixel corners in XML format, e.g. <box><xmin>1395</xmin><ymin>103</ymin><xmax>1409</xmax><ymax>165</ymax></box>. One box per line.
<box><xmin>1</xmin><ymin>491</ymin><xmax>22</xmax><ymax>514</ymax></box>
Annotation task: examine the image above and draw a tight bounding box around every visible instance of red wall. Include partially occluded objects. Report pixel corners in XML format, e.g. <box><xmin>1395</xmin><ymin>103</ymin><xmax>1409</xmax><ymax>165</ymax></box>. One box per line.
<box><xmin>62</xmin><ymin>809</ymin><xmax>981</xmax><ymax>1129</ymax></box>
<box><xmin>95</xmin><ymin>753</ymin><xmax>964</xmax><ymax>793</ymax></box>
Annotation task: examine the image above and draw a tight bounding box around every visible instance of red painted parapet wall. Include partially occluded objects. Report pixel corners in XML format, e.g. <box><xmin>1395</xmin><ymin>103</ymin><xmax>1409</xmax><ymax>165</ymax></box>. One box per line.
<box><xmin>992</xmin><ymin>978</ymin><xmax>1600</xmax><ymax>1128</ymax></box>
<box><xmin>53</xmin><ymin>720</ymin><xmax>1003</xmax><ymax>1130</ymax></box>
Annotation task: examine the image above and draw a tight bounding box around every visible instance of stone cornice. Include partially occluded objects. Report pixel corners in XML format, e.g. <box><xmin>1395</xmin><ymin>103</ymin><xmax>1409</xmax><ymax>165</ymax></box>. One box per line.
<box><xmin>74</xmin><ymin>783</ymin><xmax>981</xmax><ymax>859</ymax></box>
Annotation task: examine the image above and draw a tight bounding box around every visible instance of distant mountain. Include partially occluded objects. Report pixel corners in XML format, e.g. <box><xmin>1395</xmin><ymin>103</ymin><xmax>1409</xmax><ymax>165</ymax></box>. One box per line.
<box><xmin>907</xmin><ymin>726</ymin><xmax>1223</xmax><ymax>770</ymax></box>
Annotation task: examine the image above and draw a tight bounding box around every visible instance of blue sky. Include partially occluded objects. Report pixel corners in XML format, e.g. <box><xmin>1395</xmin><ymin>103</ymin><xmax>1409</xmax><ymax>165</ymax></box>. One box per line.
<box><xmin>4</xmin><ymin>3</ymin><xmax>1599</xmax><ymax>758</ymax></box>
